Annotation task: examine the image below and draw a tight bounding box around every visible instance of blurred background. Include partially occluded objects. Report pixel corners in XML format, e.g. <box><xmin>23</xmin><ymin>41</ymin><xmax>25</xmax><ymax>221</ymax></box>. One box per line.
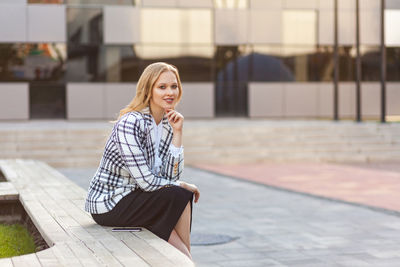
<box><xmin>0</xmin><ymin>0</ymin><xmax>400</xmax><ymax>168</ymax></box>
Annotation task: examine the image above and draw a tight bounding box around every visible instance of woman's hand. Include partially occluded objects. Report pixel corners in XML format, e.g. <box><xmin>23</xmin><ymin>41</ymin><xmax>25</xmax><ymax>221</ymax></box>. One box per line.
<box><xmin>180</xmin><ymin>182</ymin><xmax>200</xmax><ymax>203</ymax></box>
<box><xmin>166</xmin><ymin>109</ymin><xmax>184</xmax><ymax>132</ymax></box>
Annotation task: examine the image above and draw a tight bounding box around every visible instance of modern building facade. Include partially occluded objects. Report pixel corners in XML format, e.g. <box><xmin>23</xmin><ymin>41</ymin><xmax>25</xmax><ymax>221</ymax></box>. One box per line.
<box><xmin>0</xmin><ymin>0</ymin><xmax>399</xmax><ymax>120</ymax></box>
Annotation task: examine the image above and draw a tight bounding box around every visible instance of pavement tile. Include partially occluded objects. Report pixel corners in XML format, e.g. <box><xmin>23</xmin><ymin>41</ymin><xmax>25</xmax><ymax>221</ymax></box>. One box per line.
<box><xmin>60</xmin><ymin>165</ymin><xmax>400</xmax><ymax>266</ymax></box>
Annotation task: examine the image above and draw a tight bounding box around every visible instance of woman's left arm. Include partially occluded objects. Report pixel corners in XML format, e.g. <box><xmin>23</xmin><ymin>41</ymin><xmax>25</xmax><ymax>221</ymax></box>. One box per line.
<box><xmin>166</xmin><ymin>109</ymin><xmax>183</xmax><ymax>147</ymax></box>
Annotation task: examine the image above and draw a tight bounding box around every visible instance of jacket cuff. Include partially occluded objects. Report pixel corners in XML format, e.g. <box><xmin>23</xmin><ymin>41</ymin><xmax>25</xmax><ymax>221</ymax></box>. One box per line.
<box><xmin>169</xmin><ymin>144</ymin><xmax>184</xmax><ymax>157</ymax></box>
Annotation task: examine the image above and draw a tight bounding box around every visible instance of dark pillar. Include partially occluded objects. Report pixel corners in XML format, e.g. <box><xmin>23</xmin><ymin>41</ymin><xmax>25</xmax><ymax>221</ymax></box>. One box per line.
<box><xmin>380</xmin><ymin>0</ymin><xmax>387</xmax><ymax>123</ymax></box>
<box><xmin>355</xmin><ymin>0</ymin><xmax>362</xmax><ymax>122</ymax></box>
<box><xmin>334</xmin><ymin>0</ymin><xmax>339</xmax><ymax>120</ymax></box>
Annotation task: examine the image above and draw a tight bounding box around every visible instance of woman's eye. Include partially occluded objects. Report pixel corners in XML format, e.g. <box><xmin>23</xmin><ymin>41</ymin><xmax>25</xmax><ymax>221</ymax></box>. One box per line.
<box><xmin>160</xmin><ymin>86</ymin><xmax>166</xmax><ymax>89</ymax></box>
<box><xmin>172</xmin><ymin>85</ymin><xmax>178</xmax><ymax>89</ymax></box>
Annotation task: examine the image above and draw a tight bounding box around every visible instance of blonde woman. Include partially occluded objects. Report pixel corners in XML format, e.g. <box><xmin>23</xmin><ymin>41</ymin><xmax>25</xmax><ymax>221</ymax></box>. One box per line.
<box><xmin>85</xmin><ymin>62</ymin><xmax>200</xmax><ymax>259</ymax></box>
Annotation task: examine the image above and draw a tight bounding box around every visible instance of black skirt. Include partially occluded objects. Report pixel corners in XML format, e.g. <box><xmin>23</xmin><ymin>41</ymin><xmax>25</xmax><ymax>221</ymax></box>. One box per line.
<box><xmin>91</xmin><ymin>185</ymin><xmax>194</xmax><ymax>241</ymax></box>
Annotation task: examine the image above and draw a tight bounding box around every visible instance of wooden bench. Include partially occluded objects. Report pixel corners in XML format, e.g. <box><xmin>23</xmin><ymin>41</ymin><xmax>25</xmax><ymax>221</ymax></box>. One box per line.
<box><xmin>0</xmin><ymin>159</ymin><xmax>194</xmax><ymax>267</ymax></box>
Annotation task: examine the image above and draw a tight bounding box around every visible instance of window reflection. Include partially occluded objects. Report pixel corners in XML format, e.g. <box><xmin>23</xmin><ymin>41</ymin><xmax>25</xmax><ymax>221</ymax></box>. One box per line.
<box><xmin>251</xmin><ymin>46</ymin><xmax>292</xmax><ymax>82</ymax></box>
<box><xmin>67</xmin><ymin>8</ymin><xmax>103</xmax><ymax>44</ymax></box>
<box><xmin>215</xmin><ymin>45</ymin><xmax>251</xmax><ymax>116</ymax></box>
<box><xmin>28</xmin><ymin>0</ymin><xmax>64</xmax><ymax>3</ymax></box>
<box><xmin>66</xmin><ymin>0</ymin><xmax>139</xmax><ymax>5</ymax></box>
<box><xmin>105</xmin><ymin>46</ymin><xmax>142</xmax><ymax>82</ymax></box>
<box><xmin>0</xmin><ymin>44</ymin><xmax>66</xmax><ymax>82</ymax></box>
<box><xmin>141</xmin><ymin>9</ymin><xmax>212</xmax><ymax>44</ymax></box>
<box><xmin>361</xmin><ymin>46</ymin><xmax>380</xmax><ymax>81</ymax></box>
<box><xmin>67</xmin><ymin>44</ymin><xmax>105</xmax><ymax>82</ymax></box>
<box><xmin>338</xmin><ymin>46</ymin><xmax>355</xmax><ymax>81</ymax></box>
<box><xmin>387</xmin><ymin>47</ymin><xmax>400</xmax><ymax>81</ymax></box>
<box><xmin>30</xmin><ymin>82</ymin><xmax>66</xmax><ymax>119</ymax></box>
<box><xmin>281</xmin><ymin>47</ymin><xmax>320</xmax><ymax>82</ymax></box>
<box><xmin>136</xmin><ymin>46</ymin><xmax>213</xmax><ymax>81</ymax></box>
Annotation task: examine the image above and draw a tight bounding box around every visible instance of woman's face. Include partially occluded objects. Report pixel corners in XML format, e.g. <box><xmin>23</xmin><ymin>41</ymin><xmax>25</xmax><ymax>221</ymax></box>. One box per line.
<box><xmin>150</xmin><ymin>70</ymin><xmax>179</xmax><ymax>112</ymax></box>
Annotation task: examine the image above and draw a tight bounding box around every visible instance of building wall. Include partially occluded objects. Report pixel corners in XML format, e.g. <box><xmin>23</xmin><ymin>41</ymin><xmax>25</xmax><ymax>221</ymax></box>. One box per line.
<box><xmin>0</xmin><ymin>0</ymin><xmax>399</xmax><ymax>120</ymax></box>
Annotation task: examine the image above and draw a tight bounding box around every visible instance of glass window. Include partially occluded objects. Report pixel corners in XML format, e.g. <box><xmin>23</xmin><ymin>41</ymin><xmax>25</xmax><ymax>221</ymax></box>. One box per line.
<box><xmin>214</xmin><ymin>0</ymin><xmax>248</xmax><ymax>9</ymax></box>
<box><xmin>105</xmin><ymin>45</ymin><xmax>142</xmax><ymax>82</ymax></box>
<box><xmin>28</xmin><ymin>0</ymin><xmax>64</xmax><ymax>3</ymax></box>
<box><xmin>385</xmin><ymin>10</ymin><xmax>400</xmax><ymax>46</ymax></box>
<box><xmin>67</xmin><ymin>44</ymin><xmax>106</xmax><ymax>82</ymax></box>
<box><xmin>136</xmin><ymin>45</ymin><xmax>214</xmax><ymax>82</ymax></box>
<box><xmin>387</xmin><ymin>47</ymin><xmax>400</xmax><ymax>81</ymax></box>
<box><xmin>30</xmin><ymin>82</ymin><xmax>66</xmax><ymax>119</ymax></box>
<box><xmin>0</xmin><ymin>43</ymin><xmax>66</xmax><ymax>82</ymax></box>
<box><xmin>338</xmin><ymin>46</ymin><xmax>355</xmax><ymax>81</ymax></box>
<box><xmin>141</xmin><ymin>9</ymin><xmax>212</xmax><ymax>45</ymax></box>
<box><xmin>215</xmin><ymin>45</ymin><xmax>251</xmax><ymax>116</ymax></box>
<box><xmin>251</xmin><ymin>46</ymin><xmax>292</xmax><ymax>82</ymax></box>
<box><xmin>67</xmin><ymin>8</ymin><xmax>103</xmax><ymax>44</ymax></box>
<box><xmin>66</xmin><ymin>0</ymin><xmax>139</xmax><ymax>5</ymax></box>
<box><xmin>283</xmin><ymin>10</ymin><xmax>317</xmax><ymax>46</ymax></box>
<box><xmin>281</xmin><ymin>46</ymin><xmax>320</xmax><ymax>82</ymax></box>
<box><xmin>361</xmin><ymin>46</ymin><xmax>380</xmax><ymax>81</ymax></box>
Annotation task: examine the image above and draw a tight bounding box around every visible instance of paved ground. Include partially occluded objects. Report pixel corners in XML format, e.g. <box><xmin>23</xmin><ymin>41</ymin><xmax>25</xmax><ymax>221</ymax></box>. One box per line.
<box><xmin>59</xmin><ymin>164</ymin><xmax>400</xmax><ymax>267</ymax></box>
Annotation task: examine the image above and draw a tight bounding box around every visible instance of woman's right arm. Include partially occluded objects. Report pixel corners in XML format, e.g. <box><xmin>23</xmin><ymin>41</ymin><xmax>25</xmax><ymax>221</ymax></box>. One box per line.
<box><xmin>113</xmin><ymin>114</ymin><xmax>180</xmax><ymax>191</ymax></box>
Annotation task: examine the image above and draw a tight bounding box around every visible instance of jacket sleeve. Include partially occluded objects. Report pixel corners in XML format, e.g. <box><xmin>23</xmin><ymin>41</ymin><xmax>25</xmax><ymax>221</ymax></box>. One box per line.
<box><xmin>160</xmin><ymin>144</ymin><xmax>184</xmax><ymax>182</ymax></box>
<box><xmin>113</xmin><ymin>114</ymin><xmax>180</xmax><ymax>192</ymax></box>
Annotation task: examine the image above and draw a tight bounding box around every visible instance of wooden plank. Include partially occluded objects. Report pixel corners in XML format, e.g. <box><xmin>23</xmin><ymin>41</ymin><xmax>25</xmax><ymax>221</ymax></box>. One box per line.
<box><xmin>11</xmin><ymin>253</ymin><xmax>41</xmax><ymax>267</ymax></box>
<box><xmin>64</xmin><ymin>241</ymin><xmax>105</xmax><ymax>267</ymax></box>
<box><xmin>135</xmin><ymin>230</ymin><xmax>195</xmax><ymax>267</ymax></box>
<box><xmin>110</xmin><ymin>231</ymin><xmax>176</xmax><ymax>267</ymax></box>
<box><xmin>0</xmin><ymin>182</ymin><xmax>18</xmax><ymax>200</ymax></box>
<box><xmin>35</xmin><ymin>247</ymin><xmax>62</xmax><ymax>267</ymax></box>
<box><xmin>0</xmin><ymin>258</ymin><xmax>13</xmax><ymax>267</ymax></box>
<box><xmin>51</xmin><ymin>243</ymin><xmax>83</xmax><ymax>267</ymax></box>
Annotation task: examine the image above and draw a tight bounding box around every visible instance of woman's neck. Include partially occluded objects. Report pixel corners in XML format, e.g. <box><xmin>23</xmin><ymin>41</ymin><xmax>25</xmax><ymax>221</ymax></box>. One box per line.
<box><xmin>150</xmin><ymin>104</ymin><xmax>164</xmax><ymax>125</ymax></box>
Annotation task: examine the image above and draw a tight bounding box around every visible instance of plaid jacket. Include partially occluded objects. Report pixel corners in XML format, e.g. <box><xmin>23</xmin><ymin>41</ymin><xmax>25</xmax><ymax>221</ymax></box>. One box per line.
<box><xmin>85</xmin><ymin>107</ymin><xmax>184</xmax><ymax>214</ymax></box>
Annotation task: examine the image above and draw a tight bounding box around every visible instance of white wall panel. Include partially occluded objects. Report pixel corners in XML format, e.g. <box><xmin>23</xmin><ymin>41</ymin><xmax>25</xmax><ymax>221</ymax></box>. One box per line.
<box><xmin>176</xmin><ymin>83</ymin><xmax>214</xmax><ymax>118</ymax></box>
<box><xmin>318</xmin><ymin>9</ymin><xmax>334</xmax><ymax>45</ymax></box>
<box><xmin>319</xmin><ymin>0</ymin><xmax>334</xmax><ymax>9</ymax></box>
<box><xmin>28</xmin><ymin>5</ymin><xmax>65</xmax><ymax>42</ymax></box>
<box><xmin>0</xmin><ymin>83</ymin><xmax>29</xmax><ymax>120</ymax></box>
<box><xmin>215</xmin><ymin>9</ymin><xmax>248</xmax><ymax>45</ymax></box>
<box><xmin>361</xmin><ymin>82</ymin><xmax>380</xmax><ymax>118</ymax></box>
<box><xmin>387</xmin><ymin>0</ymin><xmax>400</xmax><ymax>9</ymax></box>
<box><xmin>385</xmin><ymin>10</ymin><xmax>400</xmax><ymax>46</ymax></box>
<box><xmin>0</xmin><ymin>0</ymin><xmax>26</xmax><ymax>4</ymax></box>
<box><xmin>360</xmin><ymin>0</ymin><xmax>380</xmax><ymax>10</ymax></box>
<box><xmin>0</xmin><ymin>5</ymin><xmax>26</xmax><ymax>42</ymax></box>
<box><xmin>249</xmin><ymin>83</ymin><xmax>284</xmax><ymax>117</ymax></box>
<box><xmin>339</xmin><ymin>83</ymin><xmax>356</xmax><ymax>118</ymax></box>
<box><xmin>178</xmin><ymin>0</ymin><xmax>212</xmax><ymax>8</ymax></box>
<box><xmin>284</xmin><ymin>0</ymin><xmax>318</xmax><ymax>9</ymax></box>
<box><xmin>104</xmin><ymin>83</ymin><xmax>136</xmax><ymax>119</ymax></box>
<box><xmin>67</xmin><ymin>83</ymin><xmax>104</xmax><ymax>119</ymax></box>
<box><xmin>283</xmin><ymin>10</ymin><xmax>316</xmax><ymax>45</ymax></box>
<box><xmin>360</xmin><ymin>10</ymin><xmax>380</xmax><ymax>45</ymax></box>
<box><xmin>338</xmin><ymin>9</ymin><xmax>355</xmax><ymax>45</ymax></box>
<box><xmin>318</xmin><ymin>83</ymin><xmax>334</xmax><ymax>118</ymax></box>
<box><xmin>250</xmin><ymin>0</ymin><xmax>282</xmax><ymax>9</ymax></box>
<box><xmin>142</xmin><ymin>0</ymin><xmax>177</xmax><ymax>7</ymax></box>
<box><xmin>104</xmin><ymin>6</ymin><xmax>140</xmax><ymax>44</ymax></box>
<box><xmin>387</xmin><ymin>83</ymin><xmax>400</xmax><ymax>116</ymax></box>
<box><xmin>250</xmin><ymin>10</ymin><xmax>282</xmax><ymax>44</ymax></box>
<box><xmin>285</xmin><ymin>83</ymin><xmax>318</xmax><ymax>117</ymax></box>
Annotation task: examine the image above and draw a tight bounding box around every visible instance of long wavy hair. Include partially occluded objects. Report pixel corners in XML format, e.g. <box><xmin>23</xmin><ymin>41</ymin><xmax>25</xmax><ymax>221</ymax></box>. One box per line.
<box><xmin>117</xmin><ymin>62</ymin><xmax>183</xmax><ymax>120</ymax></box>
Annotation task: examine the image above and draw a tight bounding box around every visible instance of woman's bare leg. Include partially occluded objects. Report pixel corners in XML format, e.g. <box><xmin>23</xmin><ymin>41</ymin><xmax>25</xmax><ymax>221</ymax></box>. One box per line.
<box><xmin>173</xmin><ymin>202</ymin><xmax>192</xmax><ymax>252</ymax></box>
<box><xmin>168</xmin><ymin>229</ymin><xmax>192</xmax><ymax>259</ymax></box>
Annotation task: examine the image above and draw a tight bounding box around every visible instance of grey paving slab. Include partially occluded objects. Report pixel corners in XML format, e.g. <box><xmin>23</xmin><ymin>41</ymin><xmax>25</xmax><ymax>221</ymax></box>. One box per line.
<box><xmin>58</xmin><ymin>166</ymin><xmax>400</xmax><ymax>267</ymax></box>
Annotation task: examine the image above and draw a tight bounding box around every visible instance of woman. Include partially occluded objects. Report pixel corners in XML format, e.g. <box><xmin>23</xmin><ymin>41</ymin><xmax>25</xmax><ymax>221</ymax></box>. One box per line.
<box><xmin>85</xmin><ymin>62</ymin><xmax>200</xmax><ymax>260</ymax></box>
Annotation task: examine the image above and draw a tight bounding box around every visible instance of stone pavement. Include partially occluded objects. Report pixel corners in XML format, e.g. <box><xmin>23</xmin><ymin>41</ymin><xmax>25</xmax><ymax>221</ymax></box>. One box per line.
<box><xmin>59</xmin><ymin>165</ymin><xmax>400</xmax><ymax>266</ymax></box>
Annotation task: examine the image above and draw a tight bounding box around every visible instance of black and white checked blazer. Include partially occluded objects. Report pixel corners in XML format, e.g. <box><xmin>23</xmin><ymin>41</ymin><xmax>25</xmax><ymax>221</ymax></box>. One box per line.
<box><xmin>85</xmin><ymin>107</ymin><xmax>184</xmax><ymax>214</ymax></box>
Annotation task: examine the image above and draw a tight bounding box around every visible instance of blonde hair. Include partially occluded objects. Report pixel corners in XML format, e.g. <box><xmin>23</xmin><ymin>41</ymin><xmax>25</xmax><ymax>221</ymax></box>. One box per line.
<box><xmin>117</xmin><ymin>62</ymin><xmax>183</xmax><ymax>120</ymax></box>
